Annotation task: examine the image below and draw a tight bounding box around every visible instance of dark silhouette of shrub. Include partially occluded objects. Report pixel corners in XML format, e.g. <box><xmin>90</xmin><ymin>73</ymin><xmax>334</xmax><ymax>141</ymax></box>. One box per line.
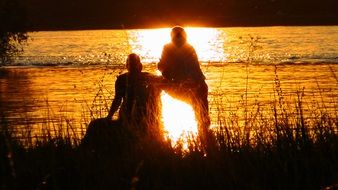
<box><xmin>0</xmin><ymin>0</ymin><xmax>28</xmax><ymax>64</ymax></box>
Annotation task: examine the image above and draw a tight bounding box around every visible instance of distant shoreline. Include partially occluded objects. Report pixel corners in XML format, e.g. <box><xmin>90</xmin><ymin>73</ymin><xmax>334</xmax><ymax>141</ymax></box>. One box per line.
<box><xmin>28</xmin><ymin>24</ymin><xmax>338</xmax><ymax>32</ymax></box>
<box><xmin>27</xmin><ymin>17</ymin><xmax>338</xmax><ymax>32</ymax></box>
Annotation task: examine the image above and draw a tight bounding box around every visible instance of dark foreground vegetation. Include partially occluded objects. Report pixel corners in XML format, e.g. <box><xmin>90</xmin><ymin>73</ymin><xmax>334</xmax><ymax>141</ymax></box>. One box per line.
<box><xmin>1</xmin><ymin>103</ymin><xmax>338</xmax><ymax>190</ymax></box>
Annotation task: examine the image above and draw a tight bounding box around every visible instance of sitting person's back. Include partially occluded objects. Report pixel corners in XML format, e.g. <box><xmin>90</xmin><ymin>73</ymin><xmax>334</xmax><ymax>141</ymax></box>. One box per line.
<box><xmin>115</xmin><ymin>72</ymin><xmax>161</xmax><ymax>127</ymax></box>
<box><xmin>108</xmin><ymin>53</ymin><xmax>162</xmax><ymax>133</ymax></box>
<box><xmin>81</xmin><ymin>54</ymin><xmax>163</xmax><ymax>153</ymax></box>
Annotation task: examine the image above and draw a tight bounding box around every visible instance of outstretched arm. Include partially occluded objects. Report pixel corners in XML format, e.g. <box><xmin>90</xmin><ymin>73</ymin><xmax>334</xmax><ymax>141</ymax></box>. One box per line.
<box><xmin>188</xmin><ymin>47</ymin><xmax>205</xmax><ymax>81</ymax></box>
<box><xmin>158</xmin><ymin>45</ymin><xmax>169</xmax><ymax>72</ymax></box>
<box><xmin>107</xmin><ymin>77</ymin><xmax>123</xmax><ymax>119</ymax></box>
<box><xmin>107</xmin><ymin>95</ymin><xmax>122</xmax><ymax>119</ymax></box>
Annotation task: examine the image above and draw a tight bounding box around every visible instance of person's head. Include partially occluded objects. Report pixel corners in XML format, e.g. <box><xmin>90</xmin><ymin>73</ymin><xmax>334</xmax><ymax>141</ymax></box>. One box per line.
<box><xmin>126</xmin><ymin>53</ymin><xmax>142</xmax><ymax>73</ymax></box>
<box><xmin>171</xmin><ymin>26</ymin><xmax>187</xmax><ymax>46</ymax></box>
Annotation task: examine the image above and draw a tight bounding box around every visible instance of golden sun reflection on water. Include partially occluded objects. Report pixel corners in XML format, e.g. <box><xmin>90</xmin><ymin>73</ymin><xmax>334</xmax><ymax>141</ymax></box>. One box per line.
<box><xmin>161</xmin><ymin>92</ymin><xmax>198</xmax><ymax>148</ymax></box>
<box><xmin>128</xmin><ymin>27</ymin><xmax>226</xmax><ymax>63</ymax></box>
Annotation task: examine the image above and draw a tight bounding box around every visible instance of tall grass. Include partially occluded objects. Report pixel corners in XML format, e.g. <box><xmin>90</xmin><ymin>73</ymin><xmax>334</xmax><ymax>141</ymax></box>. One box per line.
<box><xmin>1</xmin><ymin>47</ymin><xmax>338</xmax><ymax>189</ymax></box>
<box><xmin>1</xmin><ymin>70</ymin><xmax>338</xmax><ymax>190</ymax></box>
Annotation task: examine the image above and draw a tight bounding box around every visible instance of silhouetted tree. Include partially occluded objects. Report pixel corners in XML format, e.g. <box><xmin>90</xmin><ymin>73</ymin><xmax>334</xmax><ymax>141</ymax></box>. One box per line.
<box><xmin>0</xmin><ymin>0</ymin><xmax>28</xmax><ymax>64</ymax></box>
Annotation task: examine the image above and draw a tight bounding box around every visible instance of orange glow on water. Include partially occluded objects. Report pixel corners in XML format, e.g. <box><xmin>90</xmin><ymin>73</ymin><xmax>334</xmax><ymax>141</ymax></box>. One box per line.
<box><xmin>160</xmin><ymin>92</ymin><xmax>198</xmax><ymax>148</ymax></box>
<box><xmin>128</xmin><ymin>27</ymin><xmax>226</xmax><ymax>63</ymax></box>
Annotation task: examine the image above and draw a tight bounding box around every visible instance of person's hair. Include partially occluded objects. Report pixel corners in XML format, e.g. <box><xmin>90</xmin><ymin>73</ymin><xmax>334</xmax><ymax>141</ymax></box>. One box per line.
<box><xmin>126</xmin><ymin>53</ymin><xmax>142</xmax><ymax>73</ymax></box>
<box><xmin>171</xmin><ymin>26</ymin><xmax>187</xmax><ymax>46</ymax></box>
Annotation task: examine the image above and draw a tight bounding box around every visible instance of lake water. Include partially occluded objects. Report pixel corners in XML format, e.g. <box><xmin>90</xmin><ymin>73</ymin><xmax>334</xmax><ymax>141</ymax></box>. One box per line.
<box><xmin>1</xmin><ymin>26</ymin><xmax>337</xmax><ymax>141</ymax></box>
<box><xmin>14</xmin><ymin>26</ymin><xmax>338</xmax><ymax>65</ymax></box>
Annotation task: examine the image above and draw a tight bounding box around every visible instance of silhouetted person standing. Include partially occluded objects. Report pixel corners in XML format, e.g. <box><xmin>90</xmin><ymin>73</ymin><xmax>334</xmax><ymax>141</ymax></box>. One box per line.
<box><xmin>158</xmin><ymin>26</ymin><xmax>210</xmax><ymax>138</ymax></box>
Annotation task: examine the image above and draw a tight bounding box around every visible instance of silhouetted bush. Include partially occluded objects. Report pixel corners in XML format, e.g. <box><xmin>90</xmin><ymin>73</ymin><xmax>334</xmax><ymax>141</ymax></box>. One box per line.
<box><xmin>0</xmin><ymin>0</ymin><xmax>28</xmax><ymax>64</ymax></box>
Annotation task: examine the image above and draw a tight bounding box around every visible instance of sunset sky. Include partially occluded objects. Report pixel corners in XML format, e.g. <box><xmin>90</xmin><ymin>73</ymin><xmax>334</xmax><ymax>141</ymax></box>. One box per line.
<box><xmin>21</xmin><ymin>0</ymin><xmax>337</xmax><ymax>30</ymax></box>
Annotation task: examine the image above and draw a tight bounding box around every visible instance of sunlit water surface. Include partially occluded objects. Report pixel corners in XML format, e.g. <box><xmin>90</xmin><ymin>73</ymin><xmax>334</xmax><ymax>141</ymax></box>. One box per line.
<box><xmin>1</xmin><ymin>26</ymin><xmax>337</xmax><ymax>145</ymax></box>
<box><xmin>15</xmin><ymin>26</ymin><xmax>338</xmax><ymax>65</ymax></box>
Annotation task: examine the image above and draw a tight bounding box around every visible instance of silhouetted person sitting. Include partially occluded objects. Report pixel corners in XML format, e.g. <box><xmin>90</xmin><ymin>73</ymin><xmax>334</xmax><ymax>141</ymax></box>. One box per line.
<box><xmin>158</xmin><ymin>26</ymin><xmax>210</xmax><ymax>138</ymax></box>
<box><xmin>81</xmin><ymin>53</ymin><xmax>162</xmax><ymax>153</ymax></box>
<box><xmin>107</xmin><ymin>53</ymin><xmax>162</xmax><ymax>134</ymax></box>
